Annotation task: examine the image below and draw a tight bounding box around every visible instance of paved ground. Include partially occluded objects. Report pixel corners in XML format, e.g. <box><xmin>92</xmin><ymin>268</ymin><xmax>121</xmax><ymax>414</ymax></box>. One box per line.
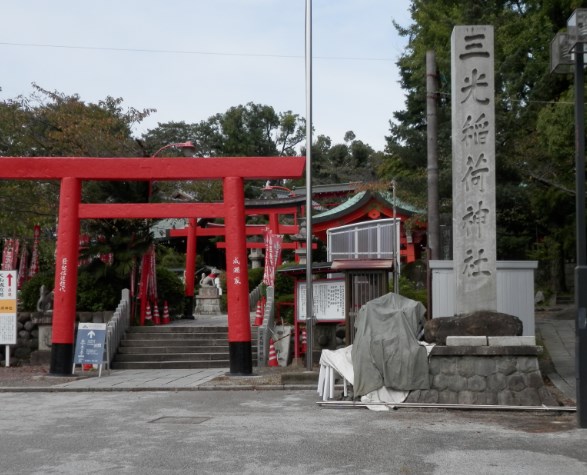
<box><xmin>535</xmin><ymin>306</ymin><xmax>576</xmax><ymax>403</ymax></box>
<box><xmin>0</xmin><ymin>390</ymin><xmax>585</xmax><ymax>475</ymax></box>
<box><xmin>0</xmin><ymin>307</ymin><xmax>580</xmax><ymax>404</ymax></box>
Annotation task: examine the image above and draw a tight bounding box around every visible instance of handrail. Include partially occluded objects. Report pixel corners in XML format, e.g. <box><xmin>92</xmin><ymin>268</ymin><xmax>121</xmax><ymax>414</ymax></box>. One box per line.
<box><xmin>248</xmin><ymin>282</ymin><xmax>264</xmax><ymax>311</ymax></box>
<box><xmin>106</xmin><ymin>289</ymin><xmax>131</xmax><ymax>366</ymax></box>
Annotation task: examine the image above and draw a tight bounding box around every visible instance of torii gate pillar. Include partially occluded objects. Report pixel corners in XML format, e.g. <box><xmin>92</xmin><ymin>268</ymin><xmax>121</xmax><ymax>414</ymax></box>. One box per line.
<box><xmin>184</xmin><ymin>217</ymin><xmax>197</xmax><ymax>318</ymax></box>
<box><xmin>50</xmin><ymin>177</ymin><xmax>82</xmax><ymax>375</ymax></box>
<box><xmin>224</xmin><ymin>176</ymin><xmax>252</xmax><ymax>374</ymax></box>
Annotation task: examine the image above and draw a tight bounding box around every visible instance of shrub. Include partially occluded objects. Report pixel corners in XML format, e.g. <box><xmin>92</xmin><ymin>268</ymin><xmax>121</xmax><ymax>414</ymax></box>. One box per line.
<box><xmin>76</xmin><ymin>269</ymin><xmax>121</xmax><ymax>311</ymax></box>
<box><xmin>19</xmin><ymin>272</ymin><xmax>55</xmax><ymax>311</ymax></box>
<box><xmin>156</xmin><ymin>266</ymin><xmax>185</xmax><ymax>317</ymax></box>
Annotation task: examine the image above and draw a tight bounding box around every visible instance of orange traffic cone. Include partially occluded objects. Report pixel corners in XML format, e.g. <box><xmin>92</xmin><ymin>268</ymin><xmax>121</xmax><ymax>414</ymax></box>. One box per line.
<box><xmin>161</xmin><ymin>301</ymin><xmax>171</xmax><ymax>324</ymax></box>
<box><xmin>268</xmin><ymin>338</ymin><xmax>279</xmax><ymax>367</ymax></box>
<box><xmin>152</xmin><ymin>302</ymin><xmax>161</xmax><ymax>325</ymax></box>
<box><xmin>301</xmin><ymin>328</ymin><xmax>307</xmax><ymax>354</ymax></box>
<box><xmin>254</xmin><ymin>299</ymin><xmax>264</xmax><ymax>326</ymax></box>
<box><xmin>144</xmin><ymin>302</ymin><xmax>153</xmax><ymax>325</ymax></box>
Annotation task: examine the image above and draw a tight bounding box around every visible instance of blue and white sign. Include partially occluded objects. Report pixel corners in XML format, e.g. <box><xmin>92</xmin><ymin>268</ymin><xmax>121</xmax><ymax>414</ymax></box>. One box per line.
<box><xmin>73</xmin><ymin>322</ymin><xmax>107</xmax><ymax>365</ymax></box>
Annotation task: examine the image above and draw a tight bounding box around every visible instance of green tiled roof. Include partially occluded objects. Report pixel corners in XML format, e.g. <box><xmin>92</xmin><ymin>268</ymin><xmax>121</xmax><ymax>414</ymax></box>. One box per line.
<box><xmin>314</xmin><ymin>191</ymin><xmax>422</xmax><ymax>220</ymax></box>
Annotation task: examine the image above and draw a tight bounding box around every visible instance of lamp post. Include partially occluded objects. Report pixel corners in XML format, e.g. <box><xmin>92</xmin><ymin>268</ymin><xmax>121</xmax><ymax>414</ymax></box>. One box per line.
<box><xmin>305</xmin><ymin>0</ymin><xmax>315</xmax><ymax>370</ymax></box>
<box><xmin>550</xmin><ymin>9</ymin><xmax>587</xmax><ymax>428</ymax></box>
<box><xmin>149</xmin><ymin>141</ymin><xmax>197</xmax><ymax>319</ymax></box>
<box><xmin>149</xmin><ymin>141</ymin><xmax>197</xmax><ymax>198</ymax></box>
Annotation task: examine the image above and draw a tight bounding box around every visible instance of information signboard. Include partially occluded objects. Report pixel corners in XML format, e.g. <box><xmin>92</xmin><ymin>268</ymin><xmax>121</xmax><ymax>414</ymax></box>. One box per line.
<box><xmin>73</xmin><ymin>323</ymin><xmax>107</xmax><ymax>366</ymax></box>
<box><xmin>296</xmin><ymin>279</ymin><xmax>345</xmax><ymax>322</ymax></box>
<box><xmin>0</xmin><ymin>271</ymin><xmax>17</xmax><ymax>345</ymax></box>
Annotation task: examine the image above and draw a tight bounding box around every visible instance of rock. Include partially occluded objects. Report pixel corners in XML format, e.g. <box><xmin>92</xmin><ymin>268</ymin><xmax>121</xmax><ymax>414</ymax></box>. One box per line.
<box><xmin>424</xmin><ymin>311</ymin><xmax>523</xmax><ymax>345</ymax></box>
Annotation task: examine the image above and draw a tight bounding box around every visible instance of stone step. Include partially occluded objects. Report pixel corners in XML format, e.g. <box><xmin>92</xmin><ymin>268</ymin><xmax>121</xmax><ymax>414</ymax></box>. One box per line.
<box><xmin>110</xmin><ymin>360</ymin><xmax>230</xmax><ymax>370</ymax></box>
<box><xmin>131</xmin><ymin>326</ymin><xmax>228</xmax><ymax>333</ymax></box>
<box><xmin>118</xmin><ymin>345</ymin><xmax>229</xmax><ymax>354</ymax></box>
<box><xmin>112</xmin><ymin>324</ymin><xmax>257</xmax><ymax>370</ymax></box>
<box><xmin>114</xmin><ymin>352</ymin><xmax>232</xmax><ymax>362</ymax></box>
<box><xmin>120</xmin><ymin>339</ymin><xmax>229</xmax><ymax>347</ymax></box>
<box><xmin>124</xmin><ymin>332</ymin><xmax>228</xmax><ymax>340</ymax></box>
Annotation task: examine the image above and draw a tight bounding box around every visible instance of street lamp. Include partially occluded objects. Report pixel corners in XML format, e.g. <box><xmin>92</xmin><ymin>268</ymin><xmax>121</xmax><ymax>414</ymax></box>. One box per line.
<box><xmin>550</xmin><ymin>8</ymin><xmax>587</xmax><ymax>428</ymax></box>
<box><xmin>148</xmin><ymin>141</ymin><xmax>197</xmax><ymax>198</ymax></box>
<box><xmin>151</xmin><ymin>141</ymin><xmax>196</xmax><ymax>159</ymax></box>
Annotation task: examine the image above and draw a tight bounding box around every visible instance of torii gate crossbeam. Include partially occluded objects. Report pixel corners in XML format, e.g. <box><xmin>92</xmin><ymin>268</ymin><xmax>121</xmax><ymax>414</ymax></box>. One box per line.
<box><xmin>0</xmin><ymin>156</ymin><xmax>305</xmax><ymax>376</ymax></box>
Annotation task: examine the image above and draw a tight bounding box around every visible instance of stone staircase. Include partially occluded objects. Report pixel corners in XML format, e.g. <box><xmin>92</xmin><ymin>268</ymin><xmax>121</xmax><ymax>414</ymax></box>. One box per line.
<box><xmin>111</xmin><ymin>325</ymin><xmax>256</xmax><ymax>370</ymax></box>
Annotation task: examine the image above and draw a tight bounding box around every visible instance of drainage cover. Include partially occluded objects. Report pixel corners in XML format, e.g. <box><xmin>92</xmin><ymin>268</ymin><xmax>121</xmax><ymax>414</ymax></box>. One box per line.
<box><xmin>149</xmin><ymin>416</ymin><xmax>211</xmax><ymax>425</ymax></box>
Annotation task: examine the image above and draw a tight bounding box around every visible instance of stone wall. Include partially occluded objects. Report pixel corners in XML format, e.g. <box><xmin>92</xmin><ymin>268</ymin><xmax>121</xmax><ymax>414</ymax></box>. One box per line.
<box><xmin>0</xmin><ymin>311</ymin><xmax>113</xmax><ymax>365</ymax></box>
<box><xmin>405</xmin><ymin>346</ymin><xmax>557</xmax><ymax>407</ymax></box>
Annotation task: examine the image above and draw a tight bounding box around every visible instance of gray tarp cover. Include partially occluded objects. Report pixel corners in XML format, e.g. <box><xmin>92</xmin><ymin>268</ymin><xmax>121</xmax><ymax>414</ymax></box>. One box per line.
<box><xmin>352</xmin><ymin>293</ymin><xmax>430</xmax><ymax>396</ymax></box>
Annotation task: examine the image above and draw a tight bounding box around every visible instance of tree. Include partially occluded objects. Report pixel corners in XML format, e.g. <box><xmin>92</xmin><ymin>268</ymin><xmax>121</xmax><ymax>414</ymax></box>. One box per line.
<box><xmin>0</xmin><ymin>84</ymin><xmax>154</xmax><ymax>275</ymax></box>
<box><xmin>141</xmin><ymin>103</ymin><xmax>306</xmax><ymax>201</ymax></box>
<box><xmin>384</xmin><ymin>0</ymin><xmax>578</xmax><ymax>292</ymax></box>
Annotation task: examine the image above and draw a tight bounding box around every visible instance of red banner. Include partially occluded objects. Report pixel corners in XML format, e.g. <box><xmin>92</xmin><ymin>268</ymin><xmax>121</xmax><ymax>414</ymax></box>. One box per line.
<box><xmin>18</xmin><ymin>245</ymin><xmax>29</xmax><ymax>289</ymax></box>
<box><xmin>262</xmin><ymin>229</ymin><xmax>283</xmax><ymax>287</ymax></box>
<box><xmin>2</xmin><ymin>238</ymin><xmax>19</xmax><ymax>271</ymax></box>
<box><xmin>28</xmin><ymin>225</ymin><xmax>41</xmax><ymax>278</ymax></box>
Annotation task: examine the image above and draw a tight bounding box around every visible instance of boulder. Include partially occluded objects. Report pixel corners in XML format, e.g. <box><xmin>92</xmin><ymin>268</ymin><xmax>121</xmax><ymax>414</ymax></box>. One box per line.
<box><xmin>424</xmin><ymin>311</ymin><xmax>523</xmax><ymax>345</ymax></box>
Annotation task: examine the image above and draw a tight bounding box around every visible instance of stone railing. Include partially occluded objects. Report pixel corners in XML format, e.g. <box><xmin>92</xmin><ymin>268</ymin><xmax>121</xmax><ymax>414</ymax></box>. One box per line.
<box><xmin>106</xmin><ymin>289</ymin><xmax>131</xmax><ymax>366</ymax></box>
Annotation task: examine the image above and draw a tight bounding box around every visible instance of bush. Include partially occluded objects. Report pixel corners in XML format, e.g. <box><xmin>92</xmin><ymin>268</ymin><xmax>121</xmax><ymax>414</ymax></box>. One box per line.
<box><xmin>156</xmin><ymin>266</ymin><xmax>185</xmax><ymax>317</ymax></box>
<box><xmin>398</xmin><ymin>275</ymin><xmax>427</xmax><ymax>307</ymax></box>
<box><xmin>76</xmin><ymin>269</ymin><xmax>122</xmax><ymax>311</ymax></box>
<box><xmin>19</xmin><ymin>272</ymin><xmax>55</xmax><ymax>311</ymax></box>
<box><xmin>248</xmin><ymin>267</ymin><xmax>265</xmax><ymax>289</ymax></box>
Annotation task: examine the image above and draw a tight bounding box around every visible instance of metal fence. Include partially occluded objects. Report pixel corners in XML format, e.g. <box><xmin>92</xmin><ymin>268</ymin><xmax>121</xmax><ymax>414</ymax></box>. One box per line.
<box><xmin>327</xmin><ymin>218</ymin><xmax>400</xmax><ymax>261</ymax></box>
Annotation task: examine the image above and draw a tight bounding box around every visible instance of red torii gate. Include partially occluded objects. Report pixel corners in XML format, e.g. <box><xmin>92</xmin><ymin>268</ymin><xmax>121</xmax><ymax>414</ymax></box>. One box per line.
<box><xmin>168</xmin><ymin>200</ymin><xmax>316</xmax><ymax>308</ymax></box>
<box><xmin>0</xmin><ymin>156</ymin><xmax>305</xmax><ymax>376</ymax></box>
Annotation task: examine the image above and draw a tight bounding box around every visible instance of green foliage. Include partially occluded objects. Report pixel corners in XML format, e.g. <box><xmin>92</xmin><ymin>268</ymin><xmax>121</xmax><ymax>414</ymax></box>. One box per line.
<box><xmin>248</xmin><ymin>267</ymin><xmax>265</xmax><ymax>290</ymax></box>
<box><xmin>76</xmin><ymin>270</ymin><xmax>121</xmax><ymax>312</ymax></box>
<box><xmin>157</xmin><ymin>245</ymin><xmax>186</xmax><ymax>270</ymax></box>
<box><xmin>274</xmin><ymin>263</ymin><xmax>296</xmax><ymax>297</ymax></box>
<box><xmin>155</xmin><ymin>267</ymin><xmax>185</xmax><ymax>316</ymax></box>
<box><xmin>19</xmin><ymin>272</ymin><xmax>55</xmax><ymax>311</ymax></box>
<box><xmin>385</xmin><ymin>0</ymin><xmax>580</xmax><ymax>291</ymax></box>
<box><xmin>398</xmin><ymin>275</ymin><xmax>427</xmax><ymax>308</ymax></box>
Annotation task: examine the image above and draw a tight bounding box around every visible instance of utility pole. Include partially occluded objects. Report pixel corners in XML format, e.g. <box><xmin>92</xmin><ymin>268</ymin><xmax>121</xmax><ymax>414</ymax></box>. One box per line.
<box><xmin>426</xmin><ymin>50</ymin><xmax>440</xmax><ymax>319</ymax></box>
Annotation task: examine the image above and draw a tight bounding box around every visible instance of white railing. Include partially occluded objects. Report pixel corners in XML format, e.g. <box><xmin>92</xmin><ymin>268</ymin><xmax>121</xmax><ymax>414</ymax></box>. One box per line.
<box><xmin>327</xmin><ymin>218</ymin><xmax>400</xmax><ymax>261</ymax></box>
<box><xmin>106</xmin><ymin>289</ymin><xmax>131</xmax><ymax>366</ymax></box>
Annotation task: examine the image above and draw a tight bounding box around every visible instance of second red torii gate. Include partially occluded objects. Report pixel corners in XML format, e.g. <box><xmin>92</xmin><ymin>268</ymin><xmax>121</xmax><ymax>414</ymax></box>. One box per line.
<box><xmin>167</xmin><ymin>200</ymin><xmax>316</xmax><ymax>309</ymax></box>
<box><xmin>0</xmin><ymin>156</ymin><xmax>305</xmax><ymax>376</ymax></box>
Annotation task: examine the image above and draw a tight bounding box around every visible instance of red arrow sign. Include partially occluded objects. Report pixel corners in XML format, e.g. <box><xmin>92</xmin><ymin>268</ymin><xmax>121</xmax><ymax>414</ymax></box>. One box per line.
<box><xmin>6</xmin><ymin>274</ymin><xmax>13</xmax><ymax>286</ymax></box>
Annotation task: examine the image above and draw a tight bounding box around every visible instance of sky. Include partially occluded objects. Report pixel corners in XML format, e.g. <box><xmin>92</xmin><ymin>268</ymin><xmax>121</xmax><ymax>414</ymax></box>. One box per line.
<box><xmin>1</xmin><ymin>0</ymin><xmax>412</xmax><ymax>152</ymax></box>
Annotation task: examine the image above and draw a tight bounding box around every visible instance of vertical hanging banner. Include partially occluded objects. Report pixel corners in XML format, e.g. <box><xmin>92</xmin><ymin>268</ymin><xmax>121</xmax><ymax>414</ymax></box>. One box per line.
<box><xmin>17</xmin><ymin>246</ymin><xmax>29</xmax><ymax>289</ymax></box>
<box><xmin>451</xmin><ymin>25</ymin><xmax>497</xmax><ymax>313</ymax></box>
<box><xmin>2</xmin><ymin>239</ymin><xmax>19</xmax><ymax>271</ymax></box>
<box><xmin>0</xmin><ymin>271</ymin><xmax>18</xmax><ymax>346</ymax></box>
<box><xmin>28</xmin><ymin>225</ymin><xmax>41</xmax><ymax>278</ymax></box>
<box><xmin>262</xmin><ymin>229</ymin><xmax>283</xmax><ymax>287</ymax></box>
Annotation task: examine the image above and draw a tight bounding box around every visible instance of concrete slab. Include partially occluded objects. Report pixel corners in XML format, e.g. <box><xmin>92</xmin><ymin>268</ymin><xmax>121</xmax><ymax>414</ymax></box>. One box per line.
<box><xmin>446</xmin><ymin>336</ymin><xmax>487</xmax><ymax>346</ymax></box>
<box><xmin>487</xmin><ymin>336</ymin><xmax>536</xmax><ymax>346</ymax></box>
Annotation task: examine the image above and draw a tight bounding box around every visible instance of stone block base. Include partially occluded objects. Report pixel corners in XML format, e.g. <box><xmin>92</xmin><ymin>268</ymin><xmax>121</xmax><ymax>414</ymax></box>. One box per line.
<box><xmin>195</xmin><ymin>297</ymin><xmax>222</xmax><ymax>315</ymax></box>
<box><xmin>405</xmin><ymin>346</ymin><xmax>557</xmax><ymax>407</ymax></box>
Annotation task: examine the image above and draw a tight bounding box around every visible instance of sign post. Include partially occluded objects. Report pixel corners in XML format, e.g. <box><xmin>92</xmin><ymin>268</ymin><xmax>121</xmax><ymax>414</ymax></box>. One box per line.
<box><xmin>0</xmin><ymin>271</ymin><xmax>18</xmax><ymax>367</ymax></box>
<box><xmin>73</xmin><ymin>322</ymin><xmax>107</xmax><ymax>377</ymax></box>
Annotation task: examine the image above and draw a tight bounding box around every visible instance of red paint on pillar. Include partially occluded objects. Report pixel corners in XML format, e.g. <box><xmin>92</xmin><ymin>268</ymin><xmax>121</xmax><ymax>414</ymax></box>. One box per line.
<box><xmin>52</xmin><ymin>177</ymin><xmax>81</xmax><ymax>344</ymax></box>
<box><xmin>185</xmin><ymin>218</ymin><xmax>197</xmax><ymax>298</ymax></box>
<box><xmin>223</xmin><ymin>177</ymin><xmax>251</xmax><ymax>343</ymax></box>
<box><xmin>269</xmin><ymin>212</ymin><xmax>279</xmax><ymax>234</ymax></box>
